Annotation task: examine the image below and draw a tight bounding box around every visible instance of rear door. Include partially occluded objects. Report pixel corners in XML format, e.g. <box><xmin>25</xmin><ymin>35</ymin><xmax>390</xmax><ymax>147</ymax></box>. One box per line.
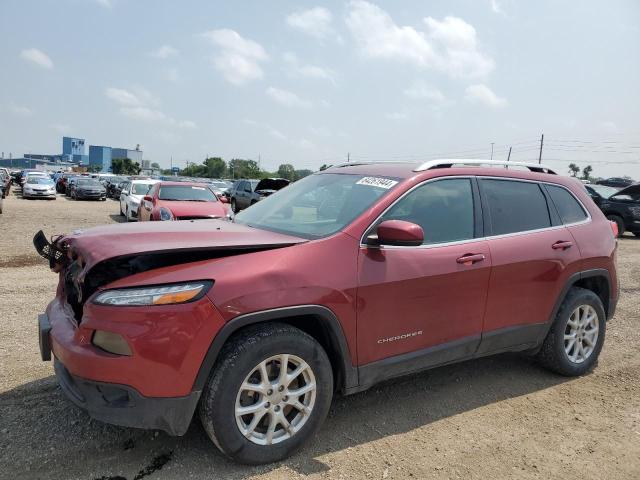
<box><xmin>357</xmin><ymin>177</ymin><xmax>491</xmax><ymax>366</ymax></box>
<box><xmin>477</xmin><ymin>178</ymin><xmax>582</xmax><ymax>354</ymax></box>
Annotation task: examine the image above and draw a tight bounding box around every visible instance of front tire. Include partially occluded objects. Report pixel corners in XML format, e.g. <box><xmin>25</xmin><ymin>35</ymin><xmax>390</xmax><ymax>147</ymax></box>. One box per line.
<box><xmin>536</xmin><ymin>287</ymin><xmax>606</xmax><ymax>376</ymax></box>
<box><xmin>199</xmin><ymin>323</ymin><xmax>333</xmax><ymax>465</ymax></box>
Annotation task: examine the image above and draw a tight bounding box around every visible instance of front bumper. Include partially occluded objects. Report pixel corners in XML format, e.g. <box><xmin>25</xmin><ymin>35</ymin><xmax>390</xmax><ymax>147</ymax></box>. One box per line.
<box><xmin>24</xmin><ymin>191</ymin><xmax>56</xmax><ymax>198</ymax></box>
<box><xmin>76</xmin><ymin>191</ymin><xmax>106</xmax><ymax>200</ymax></box>
<box><xmin>53</xmin><ymin>358</ymin><xmax>199</xmax><ymax>435</ymax></box>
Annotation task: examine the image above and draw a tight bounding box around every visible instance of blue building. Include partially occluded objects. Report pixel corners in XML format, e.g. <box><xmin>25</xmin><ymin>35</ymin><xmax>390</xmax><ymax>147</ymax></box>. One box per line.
<box><xmin>62</xmin><ymin>136</ymin><xmax>88</xmax><ymax>164</ymax></box>
<box><xmin>112</xmin><ymin>147</ymin><xmax>143</xmax><ymax>163</ymax></box>
<box><xmin>89</xmin><ymin>146</ymin><xmax>112</xmax><ymax>173</ymax></box>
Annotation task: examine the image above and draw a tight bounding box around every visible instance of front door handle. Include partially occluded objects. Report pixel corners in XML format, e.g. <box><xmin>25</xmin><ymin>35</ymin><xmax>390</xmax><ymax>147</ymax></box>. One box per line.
<box><xmin>456</xmin><ymin>253</ymin><xmax>486</xmax><ymax>265</ymax></box>
<box><xmin>552</xmin><ymin>240</ymin><xmax>573</xmax><ymax>250</ymax></box>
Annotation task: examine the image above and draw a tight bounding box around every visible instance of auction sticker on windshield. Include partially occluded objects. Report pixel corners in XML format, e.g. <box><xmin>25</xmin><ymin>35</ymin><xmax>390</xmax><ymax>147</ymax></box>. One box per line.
<box><xmin>355</xmin><ymin>177</ymin><xmax>398</xmax><ymax>189</ymax></box>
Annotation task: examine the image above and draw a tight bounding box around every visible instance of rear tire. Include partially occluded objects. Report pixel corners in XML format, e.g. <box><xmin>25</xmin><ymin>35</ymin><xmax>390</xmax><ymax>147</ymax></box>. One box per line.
<box><xmin>536</xmin><ymin>287</ymin><xmax>606</xmax><ymax>376</ymax></box>
<box><xmin>199</xmin><ymin>323</ymin><xmax>333</xmax><ymax>465</ymax></box>
<box><xmin>606</xmin><ymin>214</ymin><xmax>625</xmax><ymax>237</ymax></box>
<box><xmin>231</xmin><ymin>198</ymin><xmax>238</xmax><ymax>214</ymax></box>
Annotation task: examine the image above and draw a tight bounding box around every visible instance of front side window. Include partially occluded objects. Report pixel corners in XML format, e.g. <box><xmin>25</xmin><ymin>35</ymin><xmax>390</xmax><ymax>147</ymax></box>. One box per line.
<box><xmin>482</xmin><ymin>179</ymin><xmax>551</xmax><ymax>235</ymax></box>
<box><xmin>546</xmin><ymin>185</ymin><xmax>587</xmax><ymax>224</ymax></box>
<box><xmin>376</xmin><ymin>178</ymin><xmax>475</xmax><ymax>245</ymax></box>
<box><xmin>234</xmin><ymin>173</ymin><xmax>399</xmax><ymax>239</ymax></box>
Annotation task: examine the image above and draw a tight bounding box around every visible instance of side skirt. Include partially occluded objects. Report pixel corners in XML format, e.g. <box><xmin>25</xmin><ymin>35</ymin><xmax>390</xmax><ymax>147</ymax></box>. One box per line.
<box><xmin>349</xmin><ymin>323</ymin><xmax>547</xmax><ymax>395</ymax></box>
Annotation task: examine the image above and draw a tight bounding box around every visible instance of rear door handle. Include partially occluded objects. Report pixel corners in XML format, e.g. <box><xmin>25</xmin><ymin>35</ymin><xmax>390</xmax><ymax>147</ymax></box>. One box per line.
<box><xmin>552</xmin><ymin>240</ymin><xmax>573</xmax><ymax>250</ymax></box>
<box><xmin>456</xmin><ymin>253</ymin><xmax>486</xmax><ymax>265</ymax></box>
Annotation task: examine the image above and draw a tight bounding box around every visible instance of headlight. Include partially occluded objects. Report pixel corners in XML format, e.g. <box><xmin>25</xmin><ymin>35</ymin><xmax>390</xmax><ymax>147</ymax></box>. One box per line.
<box><xmin>93</xmin><ymin>281</ymin><xmax>212</xmax><ymax>306</ymax></box>
<box><xmin>159</xmin><ymin>207</ymin><xmax>173</xmax><ymax>221</ymax></box>
<box><xmin>630</xmin><ymin>206</ymin><xmax>640</xmax><ymax>218</ymax></box>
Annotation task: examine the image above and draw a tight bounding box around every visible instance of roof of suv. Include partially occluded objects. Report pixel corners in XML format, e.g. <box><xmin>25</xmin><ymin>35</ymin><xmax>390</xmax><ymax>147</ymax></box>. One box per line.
<box><xmin>321</xmin><ymin>159</ymin><xmax>581</xmax><ymax>189</ymax></box>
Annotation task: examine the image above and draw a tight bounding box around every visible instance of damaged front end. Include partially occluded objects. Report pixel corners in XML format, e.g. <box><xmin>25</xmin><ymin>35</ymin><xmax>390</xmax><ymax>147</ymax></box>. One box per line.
<box><xmin>33</xmin><ymin>222</ymin><xmax>307</xmax><ymax>322</ymax></box>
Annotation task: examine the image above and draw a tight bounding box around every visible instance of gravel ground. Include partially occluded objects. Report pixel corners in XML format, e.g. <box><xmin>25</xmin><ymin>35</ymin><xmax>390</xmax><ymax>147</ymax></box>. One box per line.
<box><xmin>0</xmin><ymin>187</ymin><xmax>639</xmax><ymax>480</ymax></box>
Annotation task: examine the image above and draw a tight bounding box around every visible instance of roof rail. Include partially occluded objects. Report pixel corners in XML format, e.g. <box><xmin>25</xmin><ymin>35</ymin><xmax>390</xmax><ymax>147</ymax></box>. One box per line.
<box><xmin>414</xmin><ymin>159</ymin><xmax>557</xmax><ymax>174</ymax></box>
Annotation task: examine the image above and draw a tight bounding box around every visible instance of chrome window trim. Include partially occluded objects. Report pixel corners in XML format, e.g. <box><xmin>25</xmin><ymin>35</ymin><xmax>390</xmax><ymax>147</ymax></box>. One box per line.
<box><xmin>359</xmin><ymin>175</ymin><xmax>591</xmax><ymax>249</ymax></box>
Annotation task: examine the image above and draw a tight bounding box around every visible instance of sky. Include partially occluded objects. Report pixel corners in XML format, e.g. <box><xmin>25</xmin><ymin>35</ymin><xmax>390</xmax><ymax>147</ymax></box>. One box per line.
<box><xmin>1</xmin><ymin>0</ymin><xmax>639</xmax><ymax>178</ymax></box>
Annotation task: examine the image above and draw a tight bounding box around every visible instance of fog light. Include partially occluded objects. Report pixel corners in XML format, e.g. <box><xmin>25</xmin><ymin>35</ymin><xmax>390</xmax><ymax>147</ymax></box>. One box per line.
<box><xmin>92</xmin><ymin>330</ymin><xmax>132</xmax><ymax>356</ymax></box>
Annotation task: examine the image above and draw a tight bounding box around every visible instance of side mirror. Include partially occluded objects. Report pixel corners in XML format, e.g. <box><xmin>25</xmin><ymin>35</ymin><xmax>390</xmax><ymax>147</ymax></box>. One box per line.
<box><xmin>367</xmin><ymin>220</ymin><xmax>424</xmax><ymax>247</ymax></box>
<box><xmin>143</xmin><ymin>196</ymin><xmax>152</xmax><ymax>202</ymax></box>
<box><xmin>219</xmin><ymin>196</ymin><xmax>229</xmax><ymax>204</ymax></box>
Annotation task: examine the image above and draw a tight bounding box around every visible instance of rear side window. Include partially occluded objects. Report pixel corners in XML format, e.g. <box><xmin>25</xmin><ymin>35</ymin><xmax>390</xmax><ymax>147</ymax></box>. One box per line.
<box><xmin>481</xmin><ymin>179</ymin><xmax>551</xmax><ymax>235</ymax></box>
<box><xmin>546</xmin><ymin>185</ymin><xmax>588</xmax><ymax>224</ymax></box>
<box><xmin>379</xmin><ymin>178</ymin><xmax>475</xmax><ymax>245</ymax></box>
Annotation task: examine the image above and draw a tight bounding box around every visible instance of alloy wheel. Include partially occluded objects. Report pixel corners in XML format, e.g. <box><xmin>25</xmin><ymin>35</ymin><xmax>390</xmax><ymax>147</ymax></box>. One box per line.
<box><xmin>235</xmin><ymin>354</ymin><xmax>317</xmax><ymax>446</ymax></box>
<box><xmin>564</xmin><ymin>305</ymin><xmax>599</xmax><ymax>364</ymax></box>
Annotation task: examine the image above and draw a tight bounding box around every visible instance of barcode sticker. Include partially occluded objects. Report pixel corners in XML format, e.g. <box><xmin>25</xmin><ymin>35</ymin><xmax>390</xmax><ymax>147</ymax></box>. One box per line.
<box><xmin>356</xmin><ymin>177</ymin><xmax>398</xmax><ymax>189</ymax></box>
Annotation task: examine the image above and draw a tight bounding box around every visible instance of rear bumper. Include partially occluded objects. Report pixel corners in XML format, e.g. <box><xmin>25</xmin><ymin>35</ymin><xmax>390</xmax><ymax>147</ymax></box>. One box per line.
<box><xmin>54</xmin><ymin>358</ymin><xmax>199</xmax><ymax>435</ymax></box>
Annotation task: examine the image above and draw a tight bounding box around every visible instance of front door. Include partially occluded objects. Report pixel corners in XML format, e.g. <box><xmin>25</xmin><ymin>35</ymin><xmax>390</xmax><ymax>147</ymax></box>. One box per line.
<box><xmin>357</xmin><ymin>177</ymin><xmax>491</xmax><ymax>366</ymax></box>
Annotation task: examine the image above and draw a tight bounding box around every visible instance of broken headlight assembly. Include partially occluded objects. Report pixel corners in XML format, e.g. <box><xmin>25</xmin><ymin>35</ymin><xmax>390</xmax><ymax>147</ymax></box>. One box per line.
<box><xmin>93</xmin><ymin>281</ymin><xmax>212</xmax><ymax>306</ymax></box>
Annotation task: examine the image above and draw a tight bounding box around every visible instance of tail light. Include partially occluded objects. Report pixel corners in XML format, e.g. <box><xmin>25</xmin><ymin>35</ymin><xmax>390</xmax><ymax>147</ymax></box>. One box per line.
<box><xmin>609</xmin><ymin>220</ymin><xmax>618</xmax><ymax>238</ymax></box>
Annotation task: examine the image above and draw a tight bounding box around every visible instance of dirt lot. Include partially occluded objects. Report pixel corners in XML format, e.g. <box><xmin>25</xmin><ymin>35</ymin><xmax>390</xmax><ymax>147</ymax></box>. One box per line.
<box><xmin>0</xmin><ymin>187</ymin><xmax>638</xmax><ymax>480</ymax></box>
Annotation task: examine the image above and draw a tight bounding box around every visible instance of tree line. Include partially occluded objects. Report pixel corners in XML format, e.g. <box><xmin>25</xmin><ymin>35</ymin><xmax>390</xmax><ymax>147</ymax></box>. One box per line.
<box><xmin>161</xmin><ymin>157</ymin><xmax>315</xmax><ymax>181</ymax></box>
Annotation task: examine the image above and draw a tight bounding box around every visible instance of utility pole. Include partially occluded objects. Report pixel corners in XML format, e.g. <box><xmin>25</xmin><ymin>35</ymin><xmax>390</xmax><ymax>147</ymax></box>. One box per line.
<box><xmin>347</xmin><ymin>152</ymin><xmax>350</xmax><ymax>163</ymax></box>
<box><xmin>505</xmin><ymin>146</ymin><xmax>512</xmax><ymax>168</ymax></box>
<box><xmin>538</xmin><ymin>133</ymin><xmax>544</xmax><ymax>164</ymax></box>
<box><xmin>490</xmin><ymin>143</ymin><xmax>494</xmax><ymax>160</ymax></box>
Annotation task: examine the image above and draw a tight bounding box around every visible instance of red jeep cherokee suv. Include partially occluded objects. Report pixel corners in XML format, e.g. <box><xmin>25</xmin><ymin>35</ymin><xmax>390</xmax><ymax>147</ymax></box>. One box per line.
<box><xmin>35</xmin><ymin>160</ymin><xmax>618</xmax><ymax>464</ymax></box>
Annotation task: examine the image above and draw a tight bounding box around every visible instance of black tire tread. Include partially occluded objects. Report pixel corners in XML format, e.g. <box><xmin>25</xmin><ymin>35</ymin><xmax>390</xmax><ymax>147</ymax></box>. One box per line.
<box><xmin>199</xmin><ymin>322</ymin><xmax>332</xmax><ymax>464</ymax></box>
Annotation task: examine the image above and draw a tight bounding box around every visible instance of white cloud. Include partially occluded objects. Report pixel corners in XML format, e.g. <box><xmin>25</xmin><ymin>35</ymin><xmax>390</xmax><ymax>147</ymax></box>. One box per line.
<box><xmin>105</xmin><ymin>87</ymin><xmax>143</xmax><ymax>107</ymax></box>
<box><xmin>286</xmin><ymin>7</ymin><xmax>334</xmax><ymax>40</ymax></box>
<box><xmin>95</xmin><ymin>0</ymin><xmax>112</xmax><ymax>8</ymax></box>
<box><xmin>10</xmin><ymin>105</ymin><xmax>33</xmax><ymax>116</ymax></box>
<box><xmin>20</xmin><ymin>48</ymin><xmax>54</xmax><ymax>69</ymax></box>
<box><xmin>403</xmin><ymin>82</ymin><xmax>446</xmax><ymax>102</ymax></box>
<box><xmin>244</xmin><ymin>119</ymin><xmax>314</xmax><ymax>149</ymax></box>
<box><xmin>202</xmin><ymin>29</ymin><xmax>268</xmax><ymax>85</ymax></box>
<box><xmin>345</xmin><ymin>1</ymin><xmax>494</xmax><ymax>78</ymax></box>
<box><xmin>105</xmin><ymin>86</ymin><xmax>195</xmax><ymax>127</ymax></box>
<box><xmin>464</xmin><ymin>84</ymin><xmax>507</xmax><ymax>108</ymax></box>
<box><xmin>491</xmin><ymin>0</ymin><xmax>505</xmax><ymax>15</ymax></box>
<box><xmin>283</xmin><ymin>52</ymin><xmax>336</xmax><ymax>84</ymax></box>
<box><xmin>600</xmin><ymin>120</ymin><xmax>618</xmax><ymax>133</ymax></box>
<box><xmin>266</xmin><ymin>87</ymin><xmax>312</xmax><ymax>108</ymax></box>
<box><xmin>150</xmin><ymin>45</ymin><xmax>179</xmax><ymax>59</ymax></box>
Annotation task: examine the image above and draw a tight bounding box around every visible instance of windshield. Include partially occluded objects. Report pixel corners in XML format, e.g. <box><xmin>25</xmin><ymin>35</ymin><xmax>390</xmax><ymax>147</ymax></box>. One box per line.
<box><xmin>234</xmin><ymin>173</ymin><xmax>400</xmax><ymax>239</ymax></box>
<box><xmin>132</xmin><ymin>183</ymin><xmax>154</xmax><ymax>195</ymax></box>
<box><xmin>159</xmin><ymin>185</ymin><xmax>217</xmax><ymax>202</ymax></box>
<box><xmin>27</xmin><ymin>178</ymin><xmax>54</xmax><ymax>185</ymax></box>
<box><xmin>77</xmin><ymin>179</ymin><xmax>101</xmax><ymax>187</ymax></box>
<box><xmin>589</xmin><ymin>185</ymin><xmax>619</xmax><ymax>198</ymax></box>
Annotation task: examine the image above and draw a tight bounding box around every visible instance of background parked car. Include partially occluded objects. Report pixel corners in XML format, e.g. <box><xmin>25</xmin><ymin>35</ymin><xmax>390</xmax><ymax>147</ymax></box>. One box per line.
<box><xmin>229</xmin><ymin>178</ymin><xmax>289</xmax><ymax>213</ymax></box>
<box><xmin>206</xmin><ymin>179</ymin><xmax>233</xmax><ymax>199</ymax></box>
<box><xmin>69</xmin><ymin>178</ymin><xmax>107</xmax><ymax>201</ymax></box>
<box><xmin>104</xmin><ymin>176</ymin><xmax>128</xmax><ymax>198</ymax></box>
<box><xmin>119</xmin><ymin>179</ymin><xmax>159</xmax><ymax>221</ymax></box>
<box><xmin>22</xmin><ymin>177</ymin><xmax>56</xmax><ymax>200</ymax></box>
<box><xmin>1</xmin><ymin>170</ymin><xmax>11</xmax><ymax>198</ymax></box>
<box><xmin>586</xmin><ymin>183</ymin><xmax>640</xmax><ymax>236</ymax></box>
<box><xmin>56</xmin><ymin>173</ymin><xmax>76</xmax><ymax>193</ymax></box>
<box><xmin>596</xmin><ymin>177</ymin><xmax>634</xmax><ymax>188</ymax></box>
<box><xmin>138</xmin><ymin>181</ymin><xmax>232</xmax><ymax>221</ymax></box>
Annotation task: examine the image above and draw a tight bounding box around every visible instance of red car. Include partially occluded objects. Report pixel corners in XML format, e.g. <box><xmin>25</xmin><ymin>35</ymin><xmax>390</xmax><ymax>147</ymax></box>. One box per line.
<box><xmin>137</xmin><ymin>181</ymin><xmax>231</xmax><ymax>221</ymax></box>
<box><xmin>35</xmin><ymin>160</ymin><xmax>618</xmax><ymax>464</ymax></box>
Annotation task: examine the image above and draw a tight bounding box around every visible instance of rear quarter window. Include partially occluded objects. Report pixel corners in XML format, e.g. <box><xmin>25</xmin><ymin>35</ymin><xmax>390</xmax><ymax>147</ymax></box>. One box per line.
<box><xmin>546</xmin><ymin>185</ymin><xmax>588</xmax><ymax>224</ymax></box>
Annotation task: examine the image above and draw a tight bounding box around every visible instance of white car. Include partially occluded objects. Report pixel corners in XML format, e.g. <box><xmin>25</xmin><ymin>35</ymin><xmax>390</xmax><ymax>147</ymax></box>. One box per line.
<box><xmin>119</xmin><ymin>179</ymin><xmax>159</xmax><ymax>221</ymax></box>
<box><xmin>23</xmin><ymin>176</ymin><xmax>57</xmax><ymax>199</ymax></box>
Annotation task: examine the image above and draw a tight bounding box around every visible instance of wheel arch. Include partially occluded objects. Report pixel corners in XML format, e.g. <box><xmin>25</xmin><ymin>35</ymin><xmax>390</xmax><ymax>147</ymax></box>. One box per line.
<box><xmin>193</xmin><ymin>305</ymin><xmax>358</xmax><ymax>394</ymax></box>
<box><xmin>550</xmin><ymin>269</ymin><xmax>614</xmax><ymax>325</ymax></box>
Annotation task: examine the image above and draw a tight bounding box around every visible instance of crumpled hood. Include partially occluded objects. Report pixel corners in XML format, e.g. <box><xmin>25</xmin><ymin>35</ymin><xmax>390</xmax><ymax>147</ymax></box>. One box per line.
<box><xmin>58</xmin><ymin>219</ymin><xmax>307</xmax><ymax>271</ymax></box>
<box><xmin>614</xmin><ymin>183</ymin><xmax>640</xmax><ymax>198</ymax></box>
<box><xmin>157</xmin><ymin>199</ymin><xmax>229</xmax><ymax>218</ymax></box>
